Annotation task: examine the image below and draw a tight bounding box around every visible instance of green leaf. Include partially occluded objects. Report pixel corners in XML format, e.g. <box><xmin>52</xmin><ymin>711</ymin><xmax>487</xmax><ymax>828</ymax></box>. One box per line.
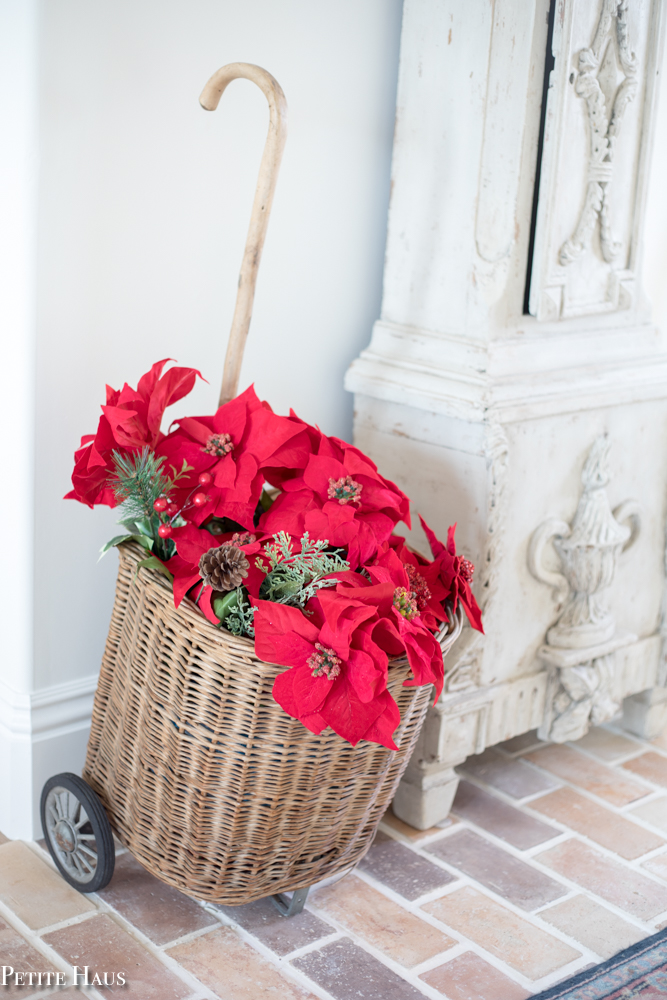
<box><xmin>118</xmin><ymin>518</ymin><xmax>142</xmax><ymax>534</ymax></box>
<box><xmin>212</xmin><ymin>589</ymin><xmax>239</xmax><ymax>621</ymax></box>
<box><xmin>136</xmin><ymin>555</ymin><xmax>174</xmax><ymax>582</ymax></box>
<box><xmin>98</xmin><ymin>533</ymin><xmax>153</xmax><ymax>561</ymax></box>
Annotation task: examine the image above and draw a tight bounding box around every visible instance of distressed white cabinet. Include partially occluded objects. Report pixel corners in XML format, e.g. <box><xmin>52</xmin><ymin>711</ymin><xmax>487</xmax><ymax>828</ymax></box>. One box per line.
<box><xmin>346</xmin><ymin>0</ymin><xmax>667</xmax><ymax>828</ymax></box>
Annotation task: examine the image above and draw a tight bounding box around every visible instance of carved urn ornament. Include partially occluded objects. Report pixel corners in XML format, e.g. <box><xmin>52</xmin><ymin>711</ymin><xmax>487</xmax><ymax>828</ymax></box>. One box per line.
<box><xmin>529</xmin><ymin>436</ymin><xmax>640</xmax><ymax>741</ymax></box>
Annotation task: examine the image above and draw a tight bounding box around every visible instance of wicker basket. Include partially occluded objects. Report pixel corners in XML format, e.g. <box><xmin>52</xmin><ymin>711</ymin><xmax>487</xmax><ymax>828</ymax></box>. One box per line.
<box><xmin>83</xmin><ymin>542</ymin><xmax>461</xmax><ymax>904</ymax></box>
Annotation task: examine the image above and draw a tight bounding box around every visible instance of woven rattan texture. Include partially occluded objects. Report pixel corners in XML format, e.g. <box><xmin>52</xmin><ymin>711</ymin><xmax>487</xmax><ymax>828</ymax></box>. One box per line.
<box><xmin>84</xmin><ymin>544</ymin><xmax>446</xmax><ymax>905</ymax></box>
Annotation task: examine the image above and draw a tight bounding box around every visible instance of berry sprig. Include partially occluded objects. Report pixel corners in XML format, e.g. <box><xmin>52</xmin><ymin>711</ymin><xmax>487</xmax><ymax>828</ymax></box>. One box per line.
<box><xmin>152</xmin><ymin>471</ymin><xmax>214</xmax><ymax>539</ymax></box>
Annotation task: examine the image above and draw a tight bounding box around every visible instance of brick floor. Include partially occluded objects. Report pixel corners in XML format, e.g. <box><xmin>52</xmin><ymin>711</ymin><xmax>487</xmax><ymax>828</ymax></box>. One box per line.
<box><xmin>529</xmin><ymin>786</ymin><xmax>665</xmax><ymax>859</ymax></box>
<box><xmin>523</xmin><ymin>744</ymin><xmax>649</xmax><ymax>805</ymax></box>
<box><xmin>420</xmin><ymin>950</ymin><xmax>531</xmax><ymax>1000</ymax></box>
<box><xmin>1</xmin><ymin>723</ymin><xmax>667</xmax><ymax>998</ymax></box>
<box><xmin>451</xmin><ymin>779</ymin><xmax>560</xmax><ymax>849</ymax></box>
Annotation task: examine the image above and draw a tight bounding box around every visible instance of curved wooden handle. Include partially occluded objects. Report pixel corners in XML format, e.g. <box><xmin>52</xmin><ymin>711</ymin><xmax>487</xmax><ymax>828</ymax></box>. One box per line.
<box><xmin>200</xmin><ymin>63</ymin><xmax>288</xmax><ymax>407</ymax></box>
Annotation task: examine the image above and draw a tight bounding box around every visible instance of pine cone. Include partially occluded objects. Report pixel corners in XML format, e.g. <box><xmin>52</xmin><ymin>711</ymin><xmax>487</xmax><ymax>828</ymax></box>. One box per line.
<box><xmin>199</xmin><ymin>545</ymin><xmax>249</xmax><ymax>591</ymax></box>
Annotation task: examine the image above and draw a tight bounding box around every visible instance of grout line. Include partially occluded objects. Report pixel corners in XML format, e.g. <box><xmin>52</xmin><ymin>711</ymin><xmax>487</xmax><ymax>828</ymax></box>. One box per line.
<box><xmin>191</xmin><ymin>898</ymin><xmax>341</xmax><ymax>1000</ymax></box>
<box><xmin>0</xmin><ymin>896</ymin><xmax>104</xmax><ymax>999</ymax></box>
<box><xmin>302</xmin><ymin>895</ymin><xmax>468</xmax><ymax>1000</ymax></box>
<box><xmin>459</xmin><ymin>760</ymin><xmax>667</xmax><ymax>855</ymax></box>
<box><xmin>278</xmin><ymin>931</ymin><xmax>346</xmax><ymax>962</ymax></box>
<box><xmin>360</xmin><ymin>823</ymin><xmax>661</xmax><ymax>942</ymax></box>
<box><xmin>344</xmin><ymin>862</ymin><xmax>608</xmax><ymax>988</ymax></box>
<box><xmin>34</xmin><ymin>909</ymin><xmax>101</xmax><ymax>937</ymax></box>
<box><xmin>81</xmin><ymin>896</ymin><xmax>222</xmax><ymax>1000</ymax></box>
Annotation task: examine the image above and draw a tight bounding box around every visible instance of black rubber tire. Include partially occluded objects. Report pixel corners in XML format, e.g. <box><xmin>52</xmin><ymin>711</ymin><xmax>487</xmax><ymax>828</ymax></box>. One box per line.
<box><xmin>40</xmin><ymin>773</ymin><xmax>115</xmax><ymax>893</ymax></box>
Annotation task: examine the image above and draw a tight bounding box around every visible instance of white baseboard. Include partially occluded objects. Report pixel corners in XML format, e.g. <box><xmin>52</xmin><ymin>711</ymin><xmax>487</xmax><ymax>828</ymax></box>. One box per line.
<box><xmin>0</xmin><ymin>674</ymin><xmax>98</xmax><ymax>839</ymax></box>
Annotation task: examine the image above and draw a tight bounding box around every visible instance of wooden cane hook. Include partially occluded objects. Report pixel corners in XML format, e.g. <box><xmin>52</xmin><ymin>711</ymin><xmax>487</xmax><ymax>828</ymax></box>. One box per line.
<box><xmin>200</xmin><ymin>63</ymin><xmax>288</xmax><ymax>407</ymax></box>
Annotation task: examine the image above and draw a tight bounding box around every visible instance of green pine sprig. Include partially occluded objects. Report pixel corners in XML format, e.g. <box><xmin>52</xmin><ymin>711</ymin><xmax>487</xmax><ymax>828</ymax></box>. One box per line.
<box><xmin>257</xmin><ymin>531</ymin><xmax>349</xmax><ymax>609</ymax></box>
<box><xmin>110</xmin><ymin>447</ymin><xmax>172</xmax><ymax>522</ymax></box>
<box><xmin>102</xmin><ymin>447</ymin><xmax>194</xmax><ymax>561</ymax></box>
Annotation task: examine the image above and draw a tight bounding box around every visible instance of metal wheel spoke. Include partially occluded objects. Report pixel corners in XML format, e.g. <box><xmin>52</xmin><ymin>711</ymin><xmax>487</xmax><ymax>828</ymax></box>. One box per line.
<box><xmin>77</xmin><ymin>843</ymin><xmax>98</xmax><ymax>862</ymax></box>
<box><xmin>70</xmin><ymin>852</ymin><xmax>87</xmax><ymax>877</ymax></box>
<box><xmin>54</xmin><ymin>793</ymin><xmax>66</xmax><ymax>820</ymax></box>
<box><xmin>74</xmin><ymin>849</ymin><xmax>95</xmax><ymax>873</ymax></box>
<box><xmin>77</xmin><ymin>833</ymin><xmax>96</xmax><ymax>841</ymax></box>
<box><xmin>74</xmin><ymin>807</ymin><xmax>90</xmax><ymax>830</ymax></box>
<box><xmin>66</xmin><ymin>791</ymin><xmax>79</xmax><ymax>822</ymax></box>
<box><xmin>48</xmin><ymin>804</ymin><xmax>60</xmax><ymax>826</ymax></box>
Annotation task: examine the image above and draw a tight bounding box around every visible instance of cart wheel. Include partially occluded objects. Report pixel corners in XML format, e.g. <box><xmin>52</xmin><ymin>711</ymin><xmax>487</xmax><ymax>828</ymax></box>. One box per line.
<box><xmin>40</xmin><ymin>773</ymin><xmax>115</xmax><ymax>893</ymax></box>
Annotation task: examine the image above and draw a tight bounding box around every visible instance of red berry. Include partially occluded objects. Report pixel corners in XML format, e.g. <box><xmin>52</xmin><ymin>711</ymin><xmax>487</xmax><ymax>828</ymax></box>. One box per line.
<box><xmin>192</xmin><ymin>492</ymin><xmax>209</xmax><ymax>507</ymax></box>
<box><xmin>166</xmin><ymin>503</ymin><xmax>179</xmax><ymax>517</ymax></box>
<box><xmin>158</xmin><ymin>524</ymin><xmax>172</xmax><ymax>538</ymax></box>
<box><xmin>153</xmin><ymin>497</ymin><xmax>168</xmax><ymax>512</ymax></box>
<box><xmin>198</xmin><ymin>472</ymin><xmax>213</xmax><ymax>486</ymax></box>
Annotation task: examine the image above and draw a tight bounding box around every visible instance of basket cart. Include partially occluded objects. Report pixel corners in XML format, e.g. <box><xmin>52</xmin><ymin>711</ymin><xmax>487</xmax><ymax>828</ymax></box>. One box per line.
<box><xmin>41</xmin><ymin>64</ymin><xmax>464</xmax><ymax>917</ymax></box>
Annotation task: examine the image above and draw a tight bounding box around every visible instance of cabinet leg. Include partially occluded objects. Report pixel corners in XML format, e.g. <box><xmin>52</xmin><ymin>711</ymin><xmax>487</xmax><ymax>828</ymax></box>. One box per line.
<box><xmin>622</xmin><ymin>688</ymin><xmax>667</xmax><ymax>740</ymax></box>
<box><xmin>392</xmin><ymin>765</ymin><xmax>462</xmax><ymax>831</ymax></box>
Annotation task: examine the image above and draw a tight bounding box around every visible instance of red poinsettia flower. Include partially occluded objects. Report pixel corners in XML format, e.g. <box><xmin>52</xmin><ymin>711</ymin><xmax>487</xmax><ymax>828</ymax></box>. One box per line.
<box><xmin>259</xmin><ymin>409</ymin><xmax>323</xmax><ymax>488</ymax></box>
<box><xmin>259</xmin><ymin>435</ymin><xmax>411</xmax><ymax>569</ymax></box>
<box><xmin>333</xmin><ymin>546</ymin><xmax>446</xmax><ymax>699</ymax></box>
<box><xmin>66</xmin><ymin>359</ymin><xmax>203</xmax><ymax>508</ymax></box>
<box><xmin>253</xmin><ymin>591</ymin><xmax>401</xmax><ymax>749</ymax></box>
<box><xmin>159</xmin><ymin>386</ymin><xmax>312</xmax><ymax>529</ymax></box>
<box><xmin>384</xmin><ymin>536</ymin><xmax>449</xmax><ymax>632</ymax></box>
<box><xmin>418</xmin><ymin>517</ymin><xmax>484</xmax><ymax>633</ymax></box>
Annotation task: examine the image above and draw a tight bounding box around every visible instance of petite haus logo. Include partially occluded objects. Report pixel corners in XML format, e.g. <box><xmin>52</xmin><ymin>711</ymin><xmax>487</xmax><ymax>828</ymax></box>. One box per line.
<box><xmin>1</xmin><ymin>966</ymin><xmax>127</xmax><ymax>988</ymax></box>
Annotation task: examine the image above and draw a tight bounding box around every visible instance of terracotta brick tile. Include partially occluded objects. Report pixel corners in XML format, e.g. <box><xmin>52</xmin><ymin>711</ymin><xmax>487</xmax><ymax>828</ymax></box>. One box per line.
<box><xmin>570</xmin><ymin>727</ymin><xmax>641</xmax><ymax>762</ymax></box>
<box><xmin>216</xmin><ymin>896</ymin><xmax>334</xmax><ymax>955</ymax></box>
<box><xmin>0</xmin><ymin>918</ymin><xmax>60</xmax><ymax>997</ymax></box>
<box><xmin>169</xmin><ymin>925</ymin><xmax>317</xmax><ymax>999</ymax></box>
<box><xmin>524</xmin><ymin>745</ymin><xmax>648</xmax><ymax>806</ymax></box>
<box><xmin>460</xmin><ymin>748</ymin><xmax>558</xmax><ymax>798</ymax></box>
<box><xmin>530</xmin><ymin>786</ymin><xmax>664</xmax><ymax>859</ymax></box>
<box><xmin>293</xmin><ymin>938</ymin><xmax>425</xmax><ymax>999</ymax></box>
<box><xmin>628</xmin><ymin>796</ymin><xmax>667</xmax><ymax>833</ymax></box>
<box><xmin>623</xmin><ymin>752</ymin><xmax>667</xmax><ymax>787</ymax></box>
<box><xmin>641</xmin><ymin>852</ymin><xmax>667</xmax><ymax>882</ymax></box>
<box><xmin>539</xmin><ymin>895</ymin><xmax>644</xmax><ymax>958</ymax></box>
<box><xmin>537</xmin><ymin>839</ymin><xmax>667</xmax><ymax>919</ymax></box>
<box><xmin>452</xmin><ymin>779</ymin><xmax>559</xmax><ymax>849</ymax></box>
<box><xmin>311</xmin><ymin>873</ymin><xmax>455</xmax><ymax>967</ymax></box>
<box><xmin>98</xmin><ymin>852</ymin><xmax>217</xmax><ymax>945</ymax></box>
<box><xmin>381</xmin><ymin>807</ymin><xmax>451</xmax><ymax>840</ymax></box>
<box><xmin>496</xmin><ymin>730</ymin><xmax>545</xmax><ymax>755</ymax></box>
<box><xmin>0</xmin><ymin>841</ymin><xmax>96</xmax><ymax>929</ymax></box>
<box><xmin>426</xmin><ymin>829</ymin><xmax>567</xmax><ymax>910</ymax></box>
<box><xmin>423</xmin><ymin>886</ymin><xmax>580</xmax><ymax>980</ymax></box>
<box><xmin>358</xmin><ymin>836</ymin><xmax>456</xmax><ymax>899</ymax></box>
<box><xmin>420</xmin><ymin>950</ymin><xmax>530</xmax><ymax>1000</ymax></box>
<box><xmin>44</xmin><ymin>913</ymin><xmax>189</xmax><ymax>998</ymax></box>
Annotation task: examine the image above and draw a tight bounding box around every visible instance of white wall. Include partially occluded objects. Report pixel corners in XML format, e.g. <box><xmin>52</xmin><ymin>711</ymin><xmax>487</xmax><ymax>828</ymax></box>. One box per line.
<box><xmin>34</xmin><ymin>0</ymin><xmax>403</xmax><ymax>692</ymax></box>
<box><xmin>0</xmin><ymin>0</ymin><xmax>38</xmax><ymax>838</ymax></box>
